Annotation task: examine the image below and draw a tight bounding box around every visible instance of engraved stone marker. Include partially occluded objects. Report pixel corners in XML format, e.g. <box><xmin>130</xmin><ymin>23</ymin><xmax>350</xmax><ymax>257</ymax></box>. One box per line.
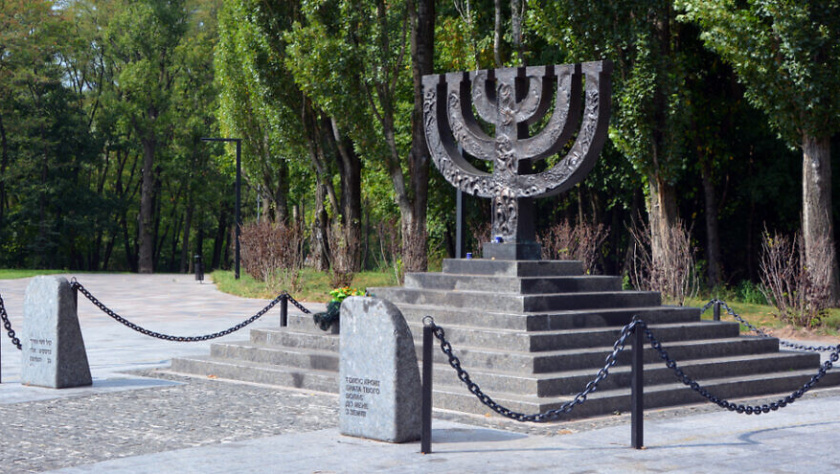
<box><xmin>339</xmin><ymin>297</ymin><xmax>421</xmax><ymax>443</ymax></box>
<box><xmin>422</xmin><ymin>61</ymin><xmax>613</xmax><ymax>259</ymax></box>
<box><xmin>22</xmin><ymin>276</ymin><xmax>92</xmax><ymax>388</ymax></box>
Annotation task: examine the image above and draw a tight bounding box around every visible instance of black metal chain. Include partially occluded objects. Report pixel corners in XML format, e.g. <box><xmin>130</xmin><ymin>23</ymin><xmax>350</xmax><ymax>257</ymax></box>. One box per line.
<box><xmin>427</xmin><ymin>317</ymin><xmax>642</xmax><ymax>422</ymax></box>
<box><xmin>285</xmin><ymin>294</ymin><xmax>312</xmax><ymax>314</ymax></box>
<box><xmin>644</xmin><ymin>323</ymin><xmax>840</xmax><ymax>414</ymax></box>
<box><xmin>71</xmin><ymin>281</ymin><xmax>298</xmax><ymax>342</ymax></box>
<box><xmin>0</xmin><ymin>291</ymin><xmax>22</xmax><ymax>350</ymax></box>
<box><xmin>702</xmin><ymin>299</ymin><xmax>840</xmax><ymax>352</ymax></box>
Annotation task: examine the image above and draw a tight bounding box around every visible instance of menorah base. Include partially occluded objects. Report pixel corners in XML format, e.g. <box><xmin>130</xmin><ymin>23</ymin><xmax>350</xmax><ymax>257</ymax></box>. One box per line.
<box><xmin>482</xmin><ymin>241</ymin><xmax>542</xmax><ymax>261</ymax></box>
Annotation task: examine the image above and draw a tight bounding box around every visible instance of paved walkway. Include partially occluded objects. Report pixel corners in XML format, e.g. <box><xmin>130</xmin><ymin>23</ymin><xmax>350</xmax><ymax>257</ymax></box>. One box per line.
<box><xmin>1</xmin><ymin>274</ymin><xmax>839</xmax><ymax>473</ymax></box>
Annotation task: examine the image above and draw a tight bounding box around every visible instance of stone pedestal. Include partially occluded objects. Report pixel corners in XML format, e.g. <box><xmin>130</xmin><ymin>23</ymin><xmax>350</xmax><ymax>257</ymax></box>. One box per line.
<box><xmin>339</xmin><ymin>297</ymin><xmax>421</xmax><ymax>443</ymax></box>
<box><xmin>21</xmin><ymin>276</ymin><xmax>92</xmax><ymax>388</ymax></box>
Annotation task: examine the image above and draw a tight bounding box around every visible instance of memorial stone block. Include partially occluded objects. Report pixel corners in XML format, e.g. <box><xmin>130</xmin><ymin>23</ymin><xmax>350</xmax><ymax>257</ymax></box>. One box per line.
<box><xmin>339</xmin><ymin>297</ymin><xmax>421</xmax><ymax>443</ymax></box>
<box><xmin>21</xmin><ymin>276</ymin><xmax>92</xmax><ymax>388</ymax></box>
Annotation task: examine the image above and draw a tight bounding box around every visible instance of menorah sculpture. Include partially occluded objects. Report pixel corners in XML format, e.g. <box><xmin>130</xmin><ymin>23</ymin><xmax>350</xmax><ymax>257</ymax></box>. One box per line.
<box><xmin>422</xmin><ymin>61</ymin><xmax>612</xmax><ymax>260</ymax></box>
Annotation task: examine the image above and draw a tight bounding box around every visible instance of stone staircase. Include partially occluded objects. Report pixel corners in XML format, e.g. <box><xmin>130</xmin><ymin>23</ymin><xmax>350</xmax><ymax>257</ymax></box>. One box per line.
<box><xmin>170</xmin><ymin>259</ymin><xmax>840</xmax><ymax>420</ymax></box>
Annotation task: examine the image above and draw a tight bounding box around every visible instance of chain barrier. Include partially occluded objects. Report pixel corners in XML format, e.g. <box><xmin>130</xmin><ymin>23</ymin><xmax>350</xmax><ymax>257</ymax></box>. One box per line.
<box><xmin>284</xmin><ymin>294</ymin><xmax>312</xmax><ymax>314</ymax></box>
<box><xmin>0</xmin><ymin>291</ymin><xmax>22</xmax><ymax>350</ymax></box>
<box><xmin>644</xmin><ymin>323</ymin><xmax>840</xmax><ymax>415</ymax></box>
<box><xmin>426</xmin><ymin>317</ymin><xmax>642</xmax><ymax>422</ymax></box>
<box><xmin>71</xmin><ymin>280</ymin><xmax>308</xmax><ymax>342</ymax></box>
<box><xmin>702</xmin><ymin>299</ymin><xmax>840</xmax><ymax>353</ymax></box>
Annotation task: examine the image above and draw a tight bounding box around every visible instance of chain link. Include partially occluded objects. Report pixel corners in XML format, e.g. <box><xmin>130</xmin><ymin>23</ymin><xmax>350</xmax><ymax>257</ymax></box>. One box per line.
<box><xmin>643</xmin><ymin>323</ymin><xmax>840</xmax><ymax>414</ymax></box>
<box><xmin>427</xmin><ymin>317</ymin><xmax>642</xmax><ymax>422</ymax></box>
<box><xmin>285</xmin><ymin>294</ymin><xmax>312</xmax><ymax>314</ymax></box>
<box><xmin>71</xmin><ymin>281</ymin><xmax>297</xmax><ymax>342</ymax></box>
<box><xmin>703</xmin><ymin>299</ymin><xmax>840</xmax><ymax>352</ymax></box>
<box><xmin>0</xmin><ymin>291</ymin><xmax>22</xmax><ymax>350</ymax></box>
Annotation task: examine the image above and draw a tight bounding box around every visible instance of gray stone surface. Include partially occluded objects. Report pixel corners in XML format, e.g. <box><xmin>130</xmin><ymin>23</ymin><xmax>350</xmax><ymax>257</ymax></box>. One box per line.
<box><xmin>339</xmin><ymin>297</ymin><xmax>421</xmax><ymax>443</ymax></box>
<box><xmin>21</xmin><ymin>276</ymin><xmax>92</xmax><ymax>388</ymax></box>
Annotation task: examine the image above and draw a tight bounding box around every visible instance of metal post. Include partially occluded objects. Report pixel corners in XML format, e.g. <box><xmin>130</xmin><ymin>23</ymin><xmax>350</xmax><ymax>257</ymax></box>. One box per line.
<box><xmin>280</xmin><ymin>296</ymin><xmax>288</xmax><ymax>328</ymax></box>
<box><xmin>235</xmin><ymin>139</ymin><xmax>241</xmax><ymax>280</ymax></box>
<box><xmin>631</xmin><ymin>322</ymin><xmax>644</xmax><ymax>449</ymax></box>
<box><xmin>194</xmin><ymin>254</ymin><xmax>204</xmax><ymax>283</ymax></box>
<box><xmin>455</xmin><ymin>189</ymin><xmax>466</xmax><ymax>259</ymax></box>
<box><xmin>713</xmin><ymin>301</ymin><xmax>721</xmax><ymax>321</ymax></box>
<box><xmin>421</xmin><ymin>324</ymin><xmax>433</xmax><ymax>454</ymax></box>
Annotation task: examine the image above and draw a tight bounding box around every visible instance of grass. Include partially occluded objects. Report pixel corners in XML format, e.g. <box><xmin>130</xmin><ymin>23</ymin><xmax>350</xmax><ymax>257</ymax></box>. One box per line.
<box><xmin>211</xmin><ymin>269</ymin><xmax>400</xmax><ymax>303</ymax></box>
<box><xmin>684</xmin><ymin>296</ymin><xmax>840</xmax><ymax>337</ymax></box>
<box><xmin>0</xmin><ymin>269</ymin><xmax>69</xmax><ymax>280</ymax></box>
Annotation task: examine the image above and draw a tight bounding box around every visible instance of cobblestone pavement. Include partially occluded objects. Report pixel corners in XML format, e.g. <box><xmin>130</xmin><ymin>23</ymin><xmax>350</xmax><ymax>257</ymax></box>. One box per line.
<box><xmin>0</xmin><ymin>372</ymin><xmax>339</xmax><ymax>473</ymax></box>
<box><xmin>5</xmin><ymin>367</ymin><xmax>839</xmax><ymax>473</ymax></box>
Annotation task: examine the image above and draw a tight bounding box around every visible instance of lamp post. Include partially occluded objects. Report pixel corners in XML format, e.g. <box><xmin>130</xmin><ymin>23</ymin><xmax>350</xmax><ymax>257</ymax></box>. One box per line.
<box><xmin>202</xmin><ymin>137</ymin><xmax>242</xmax><ymax>279</ymax></box>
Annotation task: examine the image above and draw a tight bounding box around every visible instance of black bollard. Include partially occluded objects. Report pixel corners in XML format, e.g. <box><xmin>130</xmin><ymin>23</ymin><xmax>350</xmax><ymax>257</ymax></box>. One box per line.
<box><xmin>194</xmin><ymin>254</ymin><xmax>204</xmax><ymax>283</ymax></box>
<box><xmin>280</xmin><ymin>296</ymin><xmax>288</xmax><ymax>327</ymax></box>
<box><xmin>631</xmin><ymin>321</ymin><xmax>644</xmax><ymax>449</ymax></box>
<box><xmin>421</xmin><ymin>323</ymin><xmax>433</xmax><ymax>454</ymax></box>
<box><xmin>713</xmin><ymin>301</ymin><xmax>721</xmax><ymax>321</ymax></box>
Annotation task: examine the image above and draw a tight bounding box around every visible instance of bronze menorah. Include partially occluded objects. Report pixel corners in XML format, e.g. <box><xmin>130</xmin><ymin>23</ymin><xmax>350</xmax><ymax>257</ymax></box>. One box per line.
<box><xmin>422</xmin><ymin>61</ymin><xmax>612</xmax><ymax>260</ymax></box>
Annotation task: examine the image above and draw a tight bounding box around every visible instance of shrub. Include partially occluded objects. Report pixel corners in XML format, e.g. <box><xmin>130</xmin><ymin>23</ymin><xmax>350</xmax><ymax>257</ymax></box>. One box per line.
<box><xmin>628</xmin><ymin>217</ymin><xmax>698</xmax><ymax>305</ymax></box>
<box><xmin>759</xmin><ymin>229</ymin><xmax>830</xmax><ymax>328</ymax></box>
<box><xmin>239</xmin><ymin>220</ymin><xmax>305</xmax><ymax>293</ymax></box>
<box><xmin>538</xmin><ymin>218</ymin><xmax>609</xmax><ymax>274</ymax></box>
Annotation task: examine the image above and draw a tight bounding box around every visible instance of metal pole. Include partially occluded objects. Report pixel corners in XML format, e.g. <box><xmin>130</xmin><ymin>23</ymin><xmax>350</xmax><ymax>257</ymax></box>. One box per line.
<box><xmin>280</xmin><ymin>296</ymin><xmax>288</xmax><ymax>327</ymax></box>
<box><xmin>455</xmin><ymin>189</ymin><xmax>466</xmax><ymax>259</ymax></box>
<box><xmin>713</xmin><ymin>301</ymin><xmax>721</xmax><ymax>321</ymax></box>
<box><xmin>631</xmin><ymin>321</ymin><xmax>644</xmax><ymax>449</ymax></box>
<box><xmin>421</xmin><ymin>324</ymin><xmax>433</xmax><ymax>454</ymax></box>
<box><xmin>235</xmin><ymin>139</ymin><xmax>241</xmax><ymax>280</ymax></box>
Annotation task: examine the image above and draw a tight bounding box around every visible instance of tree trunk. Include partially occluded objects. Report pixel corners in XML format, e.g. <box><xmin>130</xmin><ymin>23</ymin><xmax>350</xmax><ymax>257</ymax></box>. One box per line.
<box><xmin>510</xmin><ymin>0</ymin><xmax>524</xmax><ymax>65</ymax></box>
<box><xmin>802</xmin><ymin>133</ymin><xmax>839</xmax><ymax>304</ymax></box>
<box><xmin>647</xmin><ymin>175</ymin><xmax>678</xmax><ymax>269</ymax></box>
<box><xmin>700</xmin><ymin>156</ymin><xmax>722</xmax><ymax>288</ymax></box>
<box><xmin>180</xmin><ymin>200</ymin><xmax>193</xmax><ymax>273</ymax></box>
<box><xmin>138</xmin><ymin>136</ymin><xmax>156</xmax><ymax>273</ymax></box>
<box><xmin>494</xmin><ymin>0</ymin><xmax>503</xmax><ymax>66</ymax></box>
<box><xmin>211</xmin><ymin>208</ymin><xmax>228</xmax><ymax>270</ymax></box>
<box><xmin>0</xmin><ymin>111</ymin><xmax>8</xmax><ymax>225</ymax></box>
<box><xmin>330</xmin><ymin>119</ymin><xmax>362</xmax><ymax>272</ymax></box>
<box><xmin>311</xmin><ymin>180</ymin><xmax>330</xmax><ymax>271</ymax></box>
<box><xmin>403</xmin><ymin>0</ymin><xmax>434</xmax><ymax>273</ymax></box>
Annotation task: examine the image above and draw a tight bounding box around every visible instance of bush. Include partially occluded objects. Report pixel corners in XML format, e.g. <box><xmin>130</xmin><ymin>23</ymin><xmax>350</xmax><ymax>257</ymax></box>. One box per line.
<box><xmin>239</xmin><ymin>221</ymin><xmax>305</xmax><ymax>293</ymax></box>
<box><xmin>538</xmin><ymin>219</ymin><xmax>609</xmax><ymax>274</ymax></box>
<box><xmin>735</xmin><ymin>280</ymin><xmax>768</xmax><ymax>305</ymax></box>
<box><xmin>759</xmin><ymin>229</ymin><xmax>830</xmax><ymax>328</ymax></box>
<box><xmin>628</xmin><ymin>217</ymin><xmax>698</xmax><ymax>305</ymax></box>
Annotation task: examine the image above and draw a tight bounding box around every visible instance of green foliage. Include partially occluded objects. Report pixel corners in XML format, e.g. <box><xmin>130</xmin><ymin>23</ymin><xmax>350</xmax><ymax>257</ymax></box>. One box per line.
<box><xmin>735</xmin><ymin>280</ymin><xmax>768</xmax><ymax>305</ymax></box>
<box><xmin>678</xmin><ymin>0</ymin><xmax>840</xmax><ymax>143</ymax></box>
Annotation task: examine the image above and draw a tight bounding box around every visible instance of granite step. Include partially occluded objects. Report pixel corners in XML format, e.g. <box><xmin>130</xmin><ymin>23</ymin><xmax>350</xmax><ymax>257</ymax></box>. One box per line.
<box><xmin>392</xmin><ymin>304</ymin><xmax>702</xmax><ymax>330</ymax></box>
<box><xmin>441</xmin><ymin>259</ymin><xmax>584</xmax><ymax>277</ymax></box>
<box><xmin>371</xmin><ymin>287</ymin><xmax>661</xmax><ymax>312</ymax></box>
<box><xmin>420</xmin><ymin>336</ymin><xmax>781</xmax><ymax>373</ymax></box>
<box><xmin>427</xmin><ymin>351</ymin><xmax>821</xmax><ymax>397</ymax></box>
<box><xmin>169</xmin><ymin>356</ymin><xmax>340</xmax><ymax>393</ymax></box>
<box><xmin>404</xmin><ymin>273</ymin><xmax>622</xmax><ymax>294</ymax></box>
<box><xmin>210</xmin><ymin>341</ymin><xmax>340</xmax><ymax>371</ymax></box>
<box><xmin>250</xmin><ymin>328</ymin><xmax>340</xmax><ymax>352</ymax></box>
<box><xmin>406</xmin><ymin>321</ymin><xmax>741</xmax><ymax>352</ymax></box>
<box><xmin>430</xmin><ymin>368</ymin><xmax>840</xmax><ymax>419</ymax></box>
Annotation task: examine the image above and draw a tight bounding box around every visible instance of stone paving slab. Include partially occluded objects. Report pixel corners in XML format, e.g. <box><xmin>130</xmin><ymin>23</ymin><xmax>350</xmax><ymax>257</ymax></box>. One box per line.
<box><xmin>0</xmin><ymin>273</ymin><xmax>325</xmax><ymax>399</ymax></box>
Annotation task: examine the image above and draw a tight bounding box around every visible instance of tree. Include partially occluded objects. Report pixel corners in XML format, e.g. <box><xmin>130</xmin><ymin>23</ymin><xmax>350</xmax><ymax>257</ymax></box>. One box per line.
<box><xmin>105</xmin><ymin>0</ymin><xmax>190</xmax><ymax>273</ymax></box>
<box><xmin>286</xmin><ymin>0</ymin><xmax>434</xmax><ymax>272</ymax></box>
<box><xmin>529</xmin><ymin>0</ymin><xmax>692</xmax><ymax>273</ymax></box>
<box><xmin>679</xmin><ymin>0</ymin><xmax>840</xmax><ymax>301</ymax></box>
